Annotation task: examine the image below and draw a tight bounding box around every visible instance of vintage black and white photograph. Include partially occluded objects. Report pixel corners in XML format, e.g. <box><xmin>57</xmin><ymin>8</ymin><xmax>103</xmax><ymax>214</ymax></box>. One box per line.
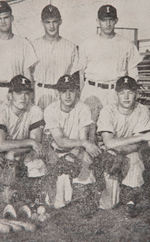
<box><xmin>0</xmin><ymin>0</ymin><xmax>150</xmax><ymax>241</ymax></box>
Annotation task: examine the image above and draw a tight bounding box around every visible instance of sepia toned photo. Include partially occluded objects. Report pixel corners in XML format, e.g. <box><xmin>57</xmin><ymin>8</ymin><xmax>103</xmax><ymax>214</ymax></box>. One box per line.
<box><xmin>0</xmin><ymin>0</ymin><xmax>150</xmax><ymax>241</ymax></box>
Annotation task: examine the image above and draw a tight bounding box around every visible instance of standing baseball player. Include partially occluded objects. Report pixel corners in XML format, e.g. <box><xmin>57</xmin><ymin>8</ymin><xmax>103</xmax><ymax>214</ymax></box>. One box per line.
<box><xmin>0</xmin><ymin>1</ymin><xmax>37</xmax><ymax>104</ymax></box>
<box><xmin>97</xmin><ymin>76</ymin><xmax>150</xmax><ymax>213</ymax></box>
<box><xmin>79</xmin><ymin>5</ymin><xmax>141</xmax><ymax>109</ymax></box>
<box><xmin>33</xmin><ymin>4</ymin><xmax>79</xmax><ymax>110</ymax></box>
<box><xmin>44</xmin><ymin>73</ymin><xmax>100</xmax><ymax>209</ymax></box>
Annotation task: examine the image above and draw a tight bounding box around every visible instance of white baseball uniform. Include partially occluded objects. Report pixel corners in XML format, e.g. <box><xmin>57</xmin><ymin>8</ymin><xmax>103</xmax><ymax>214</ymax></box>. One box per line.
<box><xmin>0</xmin><ymin>35</ymin><xmax>37</xmax><ymax>104</ymax></box>
<box><xmin>79</xmin><ymin>33</ymin><xmax>142</xmax><ymax>107</ymax></box>
<box><xmin>97</xmin><ymin>102</ymin><xmax>150</xmax><ymax>208</ymax></box>
<box><xmin>44</xmin><ymin>100</ymin><xmax>92</xmax><ymax>145</ymax></box>
<box><xmin>44</xmin><ymin>100</ymin><xmax>94</xmax><ymax>208</ymax></box>
<box><xmin>33</xmin><ymin>37</ymin><xmax>79</xmax><ymax>109</ymax></box>
<box><xmin>0</xmin><ymin>102</ymin><xmax>44</xmax><ymax>140</ymax></box>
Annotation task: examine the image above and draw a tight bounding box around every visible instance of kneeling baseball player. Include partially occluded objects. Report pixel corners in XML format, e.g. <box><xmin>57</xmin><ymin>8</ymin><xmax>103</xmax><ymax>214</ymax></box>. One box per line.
<box><xmin>0</xmin><ymin>75</ymin><xmax>45</xmax><ymax>215</ymax></box>
<box><xmin>97</xmin><ymin>76</ymin><xmax>150</xmax><ymax>216</ymax></box>
<box><xmin>44</xmin><ymin>72</ymin><xmax>101</xmax><ymax>209</ymax></box>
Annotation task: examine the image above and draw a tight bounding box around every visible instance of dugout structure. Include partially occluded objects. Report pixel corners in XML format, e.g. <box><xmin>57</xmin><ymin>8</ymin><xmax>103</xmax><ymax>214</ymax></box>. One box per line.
<box><xmin>137</xmin><ymin>39</ymin><xmax>150</xmax><ymax>107</ymax></box>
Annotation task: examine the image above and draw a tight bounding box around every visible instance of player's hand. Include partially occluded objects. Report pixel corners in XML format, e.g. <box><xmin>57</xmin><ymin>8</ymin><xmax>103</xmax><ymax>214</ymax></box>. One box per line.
<box><xmin>83</xmin><ymin>151</ymin><xmax>93</xmax><ymax>165</ymax></box>
<box><xmin>5</xmin><ymin>151</ymin><xmax>15</xmax><ymax>161</ymax></box>
<box><xmin>82</xmin><ymin>140</ymin><xmax>101</xmax><ymax>158</ymax></box>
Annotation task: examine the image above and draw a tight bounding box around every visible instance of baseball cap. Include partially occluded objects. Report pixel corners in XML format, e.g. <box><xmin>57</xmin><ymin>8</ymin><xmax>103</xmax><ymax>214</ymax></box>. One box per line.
<box><xmin>41</xmin><ymin>4</ymin><xmax>61</xmax><ymax>21</ymax></box>
<box><xmin>51</xmin><ymin>71</ymin><xmax>80</xmax><ymax>92</ymax></box>
<box><xmin>9</xmin><ymin>75</ymin><xmax>33</xmax><ymax>93</ymax></box>
<box><xmin>115</xmin><ymin>76</ymin><xmax>139</xmax><ymax>92</ymax></box>
<box><xmin>0</xmin><ymin>1</ymin><xmax>12</xmax><ymax>14</ymax></box>
<box><xmin>98</xmin><ymin>5</ymin><xmax>117</xmax><ymax>20</ymax></box>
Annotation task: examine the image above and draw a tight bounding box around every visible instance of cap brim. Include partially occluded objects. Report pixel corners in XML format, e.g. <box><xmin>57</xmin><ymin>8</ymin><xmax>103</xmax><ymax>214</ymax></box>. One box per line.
<box><xmin>116</xmin><ymin>86</ymin><xmax>138</xmax><ymax>92</ymax></box>
<box><xmin>9</xmin><ymin>87</ymin><xmax>33</xmax><ymax>92</ymax></box>
<box><xmin>99</xmin><ymin>14</ymin><xmax>117</xmax><ymax>20</ymax></box>
<box><xmin>49</xmin><ymin>84</ymin><xmax>59</xmax><ymax>90</ymax></box>
<box><xmin>50</xmin><ymin>83</ymin><xmax>79</xmax><ymax>92</ymax></box>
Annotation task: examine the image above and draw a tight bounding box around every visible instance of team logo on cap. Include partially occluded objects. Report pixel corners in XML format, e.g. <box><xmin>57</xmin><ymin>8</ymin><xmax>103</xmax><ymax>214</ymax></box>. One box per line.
<box><xmin>64</xmin><ymin>76</ymin><xmax>69</xmax><ymax>83</ymax></box>
<box><xmin>106</xmin><ymin>6</ymin><xmax>110</xmax><ymax>13</ymax></box>
<box><xmin>21</xmin><ymin>78</ymin><xmax>27</xmax><ymax>85</ymax></box>
<box><xmin>49</xmin><ymin>5</ymin><xmax>53</xmax><ymax>13</ymax></box>
<box><xmin>124</xmin><ymin>77</ymin><xmax>128</xmax><ymax>84</ymax></box>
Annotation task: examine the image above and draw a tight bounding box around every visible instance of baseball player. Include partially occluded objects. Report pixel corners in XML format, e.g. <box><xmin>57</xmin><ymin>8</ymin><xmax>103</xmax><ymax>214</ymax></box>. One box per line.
<box><xmin>79</xmin><ymin>5</ymin><xmax>141</xmax><ymax>110</ymax></box>
<box><xmin>0</xmin><ymin>74</ymin><xmax>44</xmax><ymax>162</ymax></box>
<box><xmin>44</xmin><ymin>73</ymin><xmax>100</xmax><ymax>209</ymax></box>
<box><xmin>0</xmin><ymin>74</ymin><xmax>45</xmax><ymax>209</ymax></box>
<box><xmin>97</xmin><ymin>76</ymin><xmax>150</xmax><ymax>214</ymax></box>
<box><xmin>0</xmin><ymin>1</ymin><xmax>37</xmax><ymax>104</ymax></box>
<box><xmin>32</xmin><ymin>4</ymin><xmax>79</xmax><ymax>110</ymax></box>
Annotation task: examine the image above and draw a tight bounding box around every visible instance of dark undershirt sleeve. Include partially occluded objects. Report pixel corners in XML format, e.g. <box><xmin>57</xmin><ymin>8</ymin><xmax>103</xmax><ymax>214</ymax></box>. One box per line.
<box><xmin>29</xmin><ymin>119</ymin><xmax>45</xmax><ymax>132</ymax></box>
<box><xmin>0</xmin><ymin>124</ymin><xmax>7</xmax><ymax>133</ymax></box>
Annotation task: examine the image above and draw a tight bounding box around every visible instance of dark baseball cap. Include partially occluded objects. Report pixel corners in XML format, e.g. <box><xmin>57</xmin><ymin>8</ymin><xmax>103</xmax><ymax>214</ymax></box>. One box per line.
<box><xmin>0</xmin><ymin>1</ymin><xmax>12</xmax><ymax>14</ymax></box>
<box><xmin>98</xmin><ymin>5</ymin><xmax>117</xmax><ymax>20</ymax></box>
<box><xmin>9</xmin><ymin>75</ymin><xmax>33</xmax><ymax>93</ymax></box>
<box><xmin>115</xmin><ymin>76</ymin><xmax>138</xmax><ymax>92</ymax></box>
<box><xmin>51</xmin><ymin>71</ymin><xmax>80</xmax><ymax>92</ymax></box>
<box><xmin>41</xmin><ymin>4</ymin><xmax>61</xmax><ymax>21</ymax></box>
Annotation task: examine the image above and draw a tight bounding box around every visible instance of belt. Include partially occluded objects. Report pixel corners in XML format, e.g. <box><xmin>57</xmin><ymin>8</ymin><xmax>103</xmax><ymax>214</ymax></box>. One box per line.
<box><xmin>37</xmin><ymin>83</ymin><xmax>52</xmax><ymax>89</ymax></box>
<box><xmin>88</xmin><ymin>80</ymin><xmax>115</xmax><ymax>89</ymax></box>
<box><xmin>0</xmin><ymin>82</ymin><xmax>9</xmax><ymax>88</ymax></box>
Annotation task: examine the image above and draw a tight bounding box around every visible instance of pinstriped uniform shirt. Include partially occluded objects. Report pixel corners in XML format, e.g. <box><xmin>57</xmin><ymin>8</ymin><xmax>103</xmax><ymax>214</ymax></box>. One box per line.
<box><xmin>33</xmin><ymin>36</ymin><xmax>79</xmax><ymax>85</ymax></box>
<box><xmin>0</xmin><ymin>35</ymin><xmax>37</xmax><ymax>82</ymax></box>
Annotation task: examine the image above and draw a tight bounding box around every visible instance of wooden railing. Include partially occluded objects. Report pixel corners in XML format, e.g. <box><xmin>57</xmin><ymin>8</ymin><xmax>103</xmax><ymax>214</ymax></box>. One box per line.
<box><xmin>137</xmin><ymin>54</ymin><xmax>150</xmax><ymax>106</ymax></box>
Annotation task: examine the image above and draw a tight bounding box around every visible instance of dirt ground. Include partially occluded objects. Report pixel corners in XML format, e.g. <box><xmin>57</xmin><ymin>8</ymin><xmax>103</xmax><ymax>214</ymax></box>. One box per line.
<box><xmin>0</xmin><ymin>181</ymin><xmax>150</xmax><ymax>242</ymax></box>
<box><xmin>1</xmin><ymin>204</ymin><xmax>150</xmax><ymax>242</ymax></box>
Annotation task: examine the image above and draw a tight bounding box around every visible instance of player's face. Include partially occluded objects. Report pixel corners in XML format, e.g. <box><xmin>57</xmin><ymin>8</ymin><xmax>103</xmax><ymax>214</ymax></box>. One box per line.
<box><xmin>117</xmin><ymin>89</ymin><xmax>136</xmax><ymax>109</ymax></box>
<box><xmin>98</xmin><ymin>17</ymin><xmax>117</xmax><ymax>36</ymax></box>
<box><xmin>0</xmin><ymin>12</ymin><xmax>13</xmax><ymax>33</ymax></box>
<box><xmin>42</xmin><ymin>17</ymin><xmax>62</xmax><ymax>38</ymax></box>
<box><xmin>11</xmin><ymin>91</ymin><xmax>31</xmax><ymax>110</ymax></box>
<box><xmin>59</xmin><ymin>88</ymin><xmax>77</xmax><ymax>109</ymax></box>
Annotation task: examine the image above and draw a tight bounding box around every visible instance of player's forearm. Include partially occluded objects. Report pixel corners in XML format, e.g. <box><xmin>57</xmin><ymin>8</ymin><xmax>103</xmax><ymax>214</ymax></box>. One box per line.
<box><xmin>54</xmin><ymin>136</ymin><xmax>84</xmax><ymax>149</ymax></box>
<box><xmin>103</xmin><ymin>134</ymin><xmax>145</xmax><ymax>149</ymax></box>
<box><xmin>88</xmin><ymin>123</ymin><xmax>97</xmax><ymax>143</ymax></box>
<box><xmin>79</xmin><ymin>70</ymin><xmax>85</xmax><ymax>91</ymax></box>
<box><xmin>0</xmin><ymin>139</ymin><xmax>34</xmax><ymax>152</ymax></box>
<box><xmin>9</xmin><ymin>147</ymin><xmax>32</xmax><ymax>156</ymax></box>
<box><xmin>113</xmin><ymin>143</ymin><xmax>140</xmax><ymax>155</ymax></box>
